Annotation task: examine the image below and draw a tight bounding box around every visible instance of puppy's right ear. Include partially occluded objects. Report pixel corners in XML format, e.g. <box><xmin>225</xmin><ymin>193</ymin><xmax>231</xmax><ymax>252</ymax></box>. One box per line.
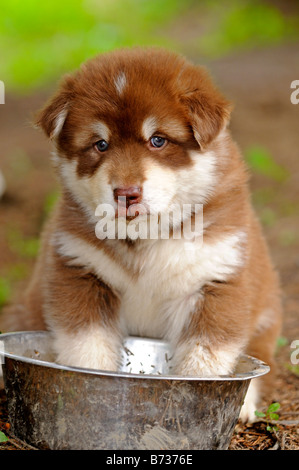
<box><xmin>177</xmin><ymin>64</ymin><xmax>232</xmax><ymax>149</ymax></box>
<box><xmin>35</xmin><ymin>88</ymin><xmax>70</xmax><ymax>140</ymax></box>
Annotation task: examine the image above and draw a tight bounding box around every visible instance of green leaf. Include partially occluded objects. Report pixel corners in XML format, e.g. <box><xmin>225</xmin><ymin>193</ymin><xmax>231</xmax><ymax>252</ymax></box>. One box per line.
<box><xmin>254</xmin><ymin>410</ymin><xmax>266</xmax><ymax>418</ymax></box>
<box><xmin>267</xmin><ymin>424</ymin><xmax>279</xmax><ymax>433</ymax></box>
<box><xmin>0</xmin><ymin>431</ymin><xmax>9</xmax><ymax>443</ymax></box>
<box><xmin>269</xmin><ymin>413</ymin><xmax>280</xmax><ymax>421</ymax></box>
<box><xmin>268</xmin><ymin>402</ymin><xmax>280</xmax><ymax>413</ymax></box>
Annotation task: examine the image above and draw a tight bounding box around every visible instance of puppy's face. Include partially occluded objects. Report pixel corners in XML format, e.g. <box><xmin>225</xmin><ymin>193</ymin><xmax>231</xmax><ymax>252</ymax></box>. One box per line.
<box><xmin>36</xmin><ymin>48</ymin><xmax>231</xmax><ymax>232</ymax></box>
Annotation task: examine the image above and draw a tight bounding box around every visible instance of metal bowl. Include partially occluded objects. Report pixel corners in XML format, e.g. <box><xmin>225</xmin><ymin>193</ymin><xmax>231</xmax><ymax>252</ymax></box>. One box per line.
<box><xmin>0</xmin><ymin>331</ymin><xmax>269</xmax><ymax>450</ymax></box>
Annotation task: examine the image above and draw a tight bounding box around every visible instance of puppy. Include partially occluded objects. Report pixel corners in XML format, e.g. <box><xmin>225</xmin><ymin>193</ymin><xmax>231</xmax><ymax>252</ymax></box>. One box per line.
<box><xmin>1</xmin><ymin>48</ymin><xmax>282</xmax><ymax>422</ymax></box>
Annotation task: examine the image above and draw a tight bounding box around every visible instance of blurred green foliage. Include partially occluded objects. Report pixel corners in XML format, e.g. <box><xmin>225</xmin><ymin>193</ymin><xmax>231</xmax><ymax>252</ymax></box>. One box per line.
<box><xmin>0</xmin><ymin>0</ymin><xmax>188</xmax><ymax>92</ymax></box>
<box><xmin>7</xmin><ymin>228</ymin><xmax>40</xmax><ymax>258</ymax></box>
<box><xmin>42</xmin><ymin>189</ymin><xmax>60</xmax><ymax>217</ymax></box>
<box><xmin>0</xmin><ymin>0</ymin><xmax>298</xmax><ymax>93</ymax></box>
<box><xmin>0</xmin><ymin>228</ymin><xmax>40</xmax><ymax>306</ymax></box>
<box><xmin>285</xmin><ymin>363</ymin><xmax>299</xmax><ymax>377</ymax></box>
<box><xmin>0</xmin><ymin>277</ymin><xmax>11</xmax><ymax>307</ymax></box>
<box><xmin>245</xmin><ymin>146</ymin><xmax>289</xmax><ymax>182</ymax></box>
<box><xmin>245</xmin><ymin>145</ymin><xmax>294</xmax><ymax>231</ymax></box>
<box><xmin>198</xmin><ymin>0</ymin><xmax>299</xmax><ymax>57</ymax></box>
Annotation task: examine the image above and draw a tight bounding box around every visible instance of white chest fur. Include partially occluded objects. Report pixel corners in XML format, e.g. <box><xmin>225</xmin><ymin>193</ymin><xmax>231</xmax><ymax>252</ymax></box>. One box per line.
<box><xmin>53</xmin><ymin>231</ymin><xmax>246</xmax><ymax>340</ymax></box>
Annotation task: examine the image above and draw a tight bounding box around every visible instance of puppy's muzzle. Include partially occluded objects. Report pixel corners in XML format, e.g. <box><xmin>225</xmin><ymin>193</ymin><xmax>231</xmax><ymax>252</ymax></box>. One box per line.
<box><xmin>114</xmin><ymin>186</ymin><xmax>145</xmax><ymax>218</ymax></box>
<box><xmin>114</xmin><ymin>186</ymin><xmax>142</xmax><ymax>207</ymax></box>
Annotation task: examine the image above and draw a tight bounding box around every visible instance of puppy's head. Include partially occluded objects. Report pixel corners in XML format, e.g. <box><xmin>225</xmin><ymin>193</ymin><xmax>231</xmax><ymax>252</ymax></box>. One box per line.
<box><xmin>36</xmin><ymin>48</ymin><xmax>231</xmax><ymax>235</ymax></box>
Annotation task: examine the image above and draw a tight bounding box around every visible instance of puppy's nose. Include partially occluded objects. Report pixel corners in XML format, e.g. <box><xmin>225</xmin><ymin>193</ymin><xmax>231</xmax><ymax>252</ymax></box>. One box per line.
<box><xmin>113</xmin><ymin>186</ymin><xmax>142</xmax><ymax>206</ymax></box>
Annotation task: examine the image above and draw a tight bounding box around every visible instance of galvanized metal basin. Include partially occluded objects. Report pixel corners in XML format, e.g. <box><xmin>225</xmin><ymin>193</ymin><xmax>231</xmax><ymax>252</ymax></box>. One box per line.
<box><xmin>0</xmin><ymin>331</ymin><xmax>269</xmax><ymax>450</ymax></box>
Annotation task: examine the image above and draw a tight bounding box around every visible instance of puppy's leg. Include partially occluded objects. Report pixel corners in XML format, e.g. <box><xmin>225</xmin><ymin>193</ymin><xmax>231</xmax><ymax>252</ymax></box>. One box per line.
<box><xmin>171</xmin><ymin>283</ymin><xmax>249</xmax><ymax>377</ymax></box>
<box><xmin>172</xmin><ymin>337</ymin><xmax>244</xmax><ymax>377</ymax></box>
<box><xmin>44</xmin><ymin>258</ymin><xmax>122</xmax><ymax>372</ymax></box>
<box><xmin>170</xmin><ymin>283</ymin><xmax>270</xmax><ymax>424</ymax></box>
<box><xmin>52</xmin><ymin>324</ymin><xmax>122</xmax><ymax>371</ymax></box>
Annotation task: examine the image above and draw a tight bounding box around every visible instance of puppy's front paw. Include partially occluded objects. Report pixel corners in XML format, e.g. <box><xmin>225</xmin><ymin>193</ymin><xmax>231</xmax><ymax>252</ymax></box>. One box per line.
<box><xmin>53</xmin><ymin>327</ymin><xmax>121</xmax><ymax>372</ymax></box>
<box><xmin>173</xmin><ymin>342</ymin><xmax>239</xmax><ymax>377</ymax></box>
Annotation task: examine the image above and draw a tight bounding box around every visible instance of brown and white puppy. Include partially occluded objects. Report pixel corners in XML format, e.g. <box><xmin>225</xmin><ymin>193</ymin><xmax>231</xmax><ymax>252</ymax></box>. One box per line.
<box><xmin>1</xmin><ymin>48</ymin><xmax>282</xmax><ymax>422</ymax></box>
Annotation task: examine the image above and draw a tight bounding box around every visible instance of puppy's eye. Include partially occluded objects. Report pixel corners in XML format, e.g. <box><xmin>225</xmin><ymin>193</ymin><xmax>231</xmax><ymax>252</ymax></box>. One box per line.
<box><xmin>94</xmin><ymin>140</ymin><xmax>109</xmax><ymax>152</ymax></box>
<box><xmin>150</xmin><ymin>136</ymin><xmax>166</xmax><ymax>149</ymax></box>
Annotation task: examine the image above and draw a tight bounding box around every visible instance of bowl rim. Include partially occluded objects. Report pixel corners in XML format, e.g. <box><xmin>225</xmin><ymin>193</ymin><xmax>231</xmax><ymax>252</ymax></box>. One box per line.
<box><xmin>0</xmin><ymin>330</ymin><xmax>270</xmax><ymax>382</ymax></box>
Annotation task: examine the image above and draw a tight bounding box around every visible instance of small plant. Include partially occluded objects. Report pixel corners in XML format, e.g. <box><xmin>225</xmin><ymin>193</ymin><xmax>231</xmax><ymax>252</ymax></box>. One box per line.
<box><xmin>0</xmin><ymin>430</ymin><xmax>9</xmax><ymax>443</ymax></box>
<box><xmin>255</xmin><ymin>402</ymin><xmax>281</xmax><ymax>432</ymax></box>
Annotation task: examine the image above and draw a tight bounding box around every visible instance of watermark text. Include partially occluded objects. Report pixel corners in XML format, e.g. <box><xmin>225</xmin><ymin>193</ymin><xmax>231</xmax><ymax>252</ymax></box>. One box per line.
<box><xmin>290</xmin><ymin>339</ymin><xmax>299</xmax><ymax>365</ymax></box>
<box><xmin>290</xmin><ymin>80</ymin><xmax>299</xmax><ymax>104</ymax></box>
<box><xmin>95</xmin><ymin>201</ymin><xmax>203</xmax><ymax>244</ymax></box>
<box><xmin>0</xmin><ymin>81</ymin><xmax>4</xmax><ymax>104</ymax></box>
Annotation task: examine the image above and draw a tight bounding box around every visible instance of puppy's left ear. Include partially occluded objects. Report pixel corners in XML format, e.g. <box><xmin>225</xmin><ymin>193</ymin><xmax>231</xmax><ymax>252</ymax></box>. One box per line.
<box><xmin>34</xmin><ymin>75</ymin><xmax>74</xmax><ymax>141</ymax></box>
<box><xmin>179</xmin><ymin>65</ymin><xmax>232</xmax><ymax>149</ymax></box>
<box><xmin>35</xmin><ymin>90</ymin><xmax>70</xmax><ymax>141</ymax></box>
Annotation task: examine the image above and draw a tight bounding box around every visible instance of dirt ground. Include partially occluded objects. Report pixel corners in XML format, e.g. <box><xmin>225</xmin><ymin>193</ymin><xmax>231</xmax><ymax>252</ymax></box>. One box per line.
<box><xmin>0</xmin><ymin>41</ymin><xmax>298</xmax><ymax>450</ymax></box>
